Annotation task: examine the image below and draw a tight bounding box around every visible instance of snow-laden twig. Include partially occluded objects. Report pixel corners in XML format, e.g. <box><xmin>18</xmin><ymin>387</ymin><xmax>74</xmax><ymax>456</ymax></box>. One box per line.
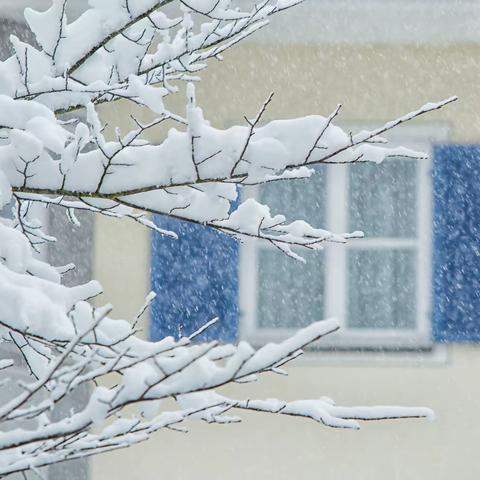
<box><xmin>0</xmin><ymin>0</ymin><xmax>453</xmax><ymax>477</ymax></box>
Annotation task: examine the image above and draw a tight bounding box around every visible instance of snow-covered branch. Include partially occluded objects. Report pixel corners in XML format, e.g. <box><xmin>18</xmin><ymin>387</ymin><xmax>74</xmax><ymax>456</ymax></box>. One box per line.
<box><xmin>0</xmin><ymin>305</ymin><xmax>433</xmax><ymax>477</ymax></box>
<box><xmin>4</xmin><ymin>89</ymin><xmax>456</xmax><ymax>255</ymax></box>
<box><xmin>0</xmin><ymin>0</ymin><xmax>456</xmax><ymax>253</ymax></box>
<box><xmin>0</xmin><ymin>0</ymin><xmax>453</xmax><ymax>476</ymax></box>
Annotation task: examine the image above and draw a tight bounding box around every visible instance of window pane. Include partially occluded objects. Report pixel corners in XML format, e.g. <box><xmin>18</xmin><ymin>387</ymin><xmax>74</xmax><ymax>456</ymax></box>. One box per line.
<box><xmin>257</xmin><ymin>249</ymin><xmax>325</xmax><ymax>329</ymax></box>
<box><xmin>349</xmin><ymin>159</ymin><xmax>417</xmax><ymax>237</ymax></box>
<box><xmin>259</xmin><ymin>169</ymin><xmax>326</xmax><ymax>227</ymax></box>
<box><xmin>347</xmin><ymin>249</ymin><xmax>416</xmax><ymax>329</ymax></box>
<box><xmin>256</xmin><ymin>169</ymin><xmax>327</xmax><ymax>330</ymax></box>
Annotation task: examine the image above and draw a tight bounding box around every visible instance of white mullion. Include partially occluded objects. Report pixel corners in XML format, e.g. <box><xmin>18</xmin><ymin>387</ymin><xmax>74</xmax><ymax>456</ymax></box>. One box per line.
<box><xmin>325</xmin><ymin>165</ymin><xmax>348</xmax><ymax>330</ymax></box>
<box><xmin>416</xmin><ymin>147</ymin><xmax>433</xmax><ymax>342</ymax></box>
<box><xmin>238</xmin><ymin>186</ymin><xmax>259</xmax><ymax>340</ymax></box>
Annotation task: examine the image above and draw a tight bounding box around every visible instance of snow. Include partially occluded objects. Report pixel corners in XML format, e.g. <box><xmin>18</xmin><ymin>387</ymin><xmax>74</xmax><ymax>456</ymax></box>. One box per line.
<box><xmin>0</xmin><ymin>0</ymin><xmax>455</xmax><ymax>476</ymax></box>
<box><xmin>0</xmin><ymin>359</ymin><xmax>14</xmax><ymax>370</ymax></box>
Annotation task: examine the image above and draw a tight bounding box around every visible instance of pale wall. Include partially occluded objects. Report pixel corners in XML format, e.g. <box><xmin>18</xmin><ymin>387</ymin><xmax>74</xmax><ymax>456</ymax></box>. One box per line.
<box><xmin>92</xmin><ymin>39</ymin><xmax>480</xmax><ymax>479</ymax></box>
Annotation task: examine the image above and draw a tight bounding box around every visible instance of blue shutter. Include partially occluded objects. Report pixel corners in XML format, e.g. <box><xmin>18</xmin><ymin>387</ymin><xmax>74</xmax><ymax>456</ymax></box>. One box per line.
<box><xmin>151</xmin><ymin>217</ymin><xmax>239</xmax><ymax>342</ymax></box>
<box><xmin>433</xmin><ymin>145</ymin><xmax>480</xmax><ymax>342</ymax></box>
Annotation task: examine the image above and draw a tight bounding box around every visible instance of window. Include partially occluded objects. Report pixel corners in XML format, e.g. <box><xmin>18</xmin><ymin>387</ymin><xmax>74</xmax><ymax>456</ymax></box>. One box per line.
<box><xmin>240</xmin><ymin>136</ymin><xmax>434</xmax><ymax>349</ymax></box>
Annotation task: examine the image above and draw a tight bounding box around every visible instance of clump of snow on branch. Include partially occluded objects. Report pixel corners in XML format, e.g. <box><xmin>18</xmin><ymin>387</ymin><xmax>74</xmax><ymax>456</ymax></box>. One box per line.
<box><xmin>0</xmin><ymin>0</ymin><xmax>453</xmax><ymax>477</ymax></box>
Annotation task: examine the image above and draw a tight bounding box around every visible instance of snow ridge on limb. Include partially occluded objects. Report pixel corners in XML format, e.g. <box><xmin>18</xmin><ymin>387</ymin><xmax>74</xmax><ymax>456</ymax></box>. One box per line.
<box><xmin>0</xmin><ymin>0</ymin><xmax>454</xmax><ymax>475</ymax></box>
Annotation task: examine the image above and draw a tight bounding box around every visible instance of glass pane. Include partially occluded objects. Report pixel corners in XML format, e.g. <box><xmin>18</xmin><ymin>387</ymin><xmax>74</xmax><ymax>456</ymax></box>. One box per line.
<box><xmin>256</xmin><ymin>169</ymin><xmax>326</xmax><ymax>330</ymax></box>
<box><xmin>259</xmin><ymin>168</ymin><xmax>326</xmax><ymax>227</ymax></box>
<box><xmin>348</xmin><ymin>249</ymin><xmax>416</xmax><ymax>329</ymax></box>
<box><xmin>257</xmin><ymin>249</ymin><xmax>325</xmax><ymax>329</ymax></box>
<box><xmin>349</xmin><ymin>159</ymin><xmax>417</xmax><ymax>237</ymax></box>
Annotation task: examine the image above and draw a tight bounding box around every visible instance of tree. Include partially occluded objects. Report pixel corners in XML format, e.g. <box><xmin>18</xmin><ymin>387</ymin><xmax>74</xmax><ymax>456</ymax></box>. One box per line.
<box><xmin>0</xmin><ymin>0</ymin><xmax>455</xmax><ymax>477</ymax></box>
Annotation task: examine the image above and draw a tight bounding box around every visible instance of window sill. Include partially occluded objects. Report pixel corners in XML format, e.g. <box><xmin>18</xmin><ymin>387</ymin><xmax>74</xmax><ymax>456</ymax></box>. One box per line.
<box><xmin>242</xmin><ymin>330</ymin><xmax>448</xmax><ymax>367</ymax></box>
<box><xmin>285</xmin><ymin>344</ymin><xmax>448</xmax><ymax>367</ymax></box>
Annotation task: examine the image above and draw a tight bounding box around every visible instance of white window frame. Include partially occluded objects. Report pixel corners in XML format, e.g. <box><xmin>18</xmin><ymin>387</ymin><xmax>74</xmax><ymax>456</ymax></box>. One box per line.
<box><xmin>239</xmin><ymin>124</ymin><xmax>449</xmax><ymax>350</ymax></box>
